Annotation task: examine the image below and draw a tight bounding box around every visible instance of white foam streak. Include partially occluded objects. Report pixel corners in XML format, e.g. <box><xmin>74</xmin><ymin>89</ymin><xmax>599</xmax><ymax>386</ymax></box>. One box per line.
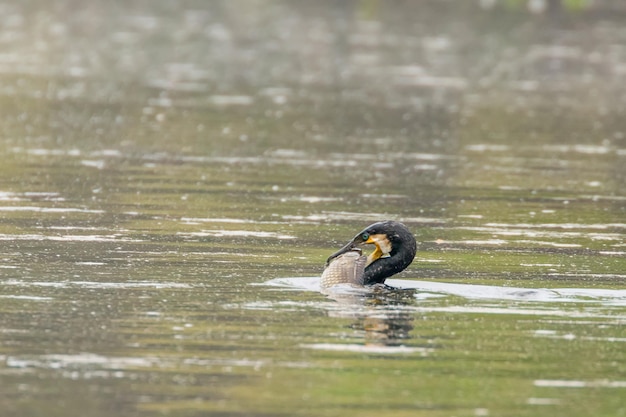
<box><xmin>0</xmin><ymin>206</ymin><xmax>104</xmax><ymax>214</ymax></box>
<box><xmin>0</xmin><ymin>234</ymin><xmax>138</xmax><ymax>242</ymax></box>
<box><xmin>178</xmin><ymin>230</ymin><xmax>296</xmax><ymax>239</ymax></box>
<box><xmin>534</xmin><ymin>379</ymin><xmax>626</xmax><ymax>388</ymax></box>
<box><xmin>439</xmin><ymin>239</ymin><xmax>508</xmax><ymax>245</ymax></box>
<box><xmin>5</xmin><ymin>353</ymin><xmax>310</xmax><ymax>375</ymax></box>
<box><xmin>3</xmin><ymin>280</ymin><xmax>191</xmax><ymax>289</ymax></box>
<box><xmin>533</xmin><ymin>331</ymin><xmax>626</xmax><ymax>343</ymax></box>
<box><xmin>284</xmin><ymin>211</ymin><xmax>446</xmax><ymax>224</ymax></box>
<box><xmin>6</xmin><ymin>353</ymin><xmax>157</xmax><ymax>370</ymax></box>
<box><xmin>208</xmin><ymin>95</ymin><xmax>254</xmax><ymax>106</ymax></box>
<box><xmin>263</xmin><ymin>277</ymin><xmax>626</xmax><ymax>307</ymax></box>
<box><xmin>301</xmin><ymin>343</ymin><xmax>431</xmax><ymax>355</ymax></box>
<box><xmin>180</xmin><ymin>217</ymin><xmax>254</xmax><ymax>224</ymax></box>
<box><xmin>484</xmin><ymin>222</ymin><xmax>626</xmax><ymax>230</ymax></box>
<box><xmin>0</xmin><ymin>295</ymin><xmax>53</xmax><ymax>301</ymax></box>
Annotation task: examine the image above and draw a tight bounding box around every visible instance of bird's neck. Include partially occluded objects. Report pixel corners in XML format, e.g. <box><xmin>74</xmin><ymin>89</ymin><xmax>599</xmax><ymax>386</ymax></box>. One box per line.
<box><xmin>363</xmin><ymin>240</ymin><xmax>416</xmax><ymax>285</ymax></box>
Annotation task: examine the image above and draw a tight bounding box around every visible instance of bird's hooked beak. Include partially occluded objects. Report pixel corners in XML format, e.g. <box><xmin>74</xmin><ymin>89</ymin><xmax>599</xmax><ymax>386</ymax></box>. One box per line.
<box><xmin>325</xmin><ymin>233</ymin><xmax>391</xmax><ymax>267</ymax></box>
<box><xmin>325</xmin><ymin>240</ymin><xmax>360</xmax><ymax>267</ymax></box>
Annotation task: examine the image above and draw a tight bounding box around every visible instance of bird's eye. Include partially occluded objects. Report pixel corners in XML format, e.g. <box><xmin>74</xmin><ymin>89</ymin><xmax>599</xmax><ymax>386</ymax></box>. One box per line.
<box><xmin>361</xmin><ymin>232</ymin><xmax>369</xmax><ymax>241</ymax></box>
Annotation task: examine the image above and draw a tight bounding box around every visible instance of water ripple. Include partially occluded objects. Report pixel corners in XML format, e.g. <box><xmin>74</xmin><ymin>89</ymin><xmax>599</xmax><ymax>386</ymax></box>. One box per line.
<box><xmin>263</xmin><ymin>277</ymin><xmax>626</xmax><ymax>306</ymax></box>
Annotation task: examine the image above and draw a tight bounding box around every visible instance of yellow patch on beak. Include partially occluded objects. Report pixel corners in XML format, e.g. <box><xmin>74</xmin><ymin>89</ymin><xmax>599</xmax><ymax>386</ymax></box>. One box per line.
<box><xmin>365</xmin><ymin>234</ymin><xmax>392</xmax><ymax>266</ymax></box>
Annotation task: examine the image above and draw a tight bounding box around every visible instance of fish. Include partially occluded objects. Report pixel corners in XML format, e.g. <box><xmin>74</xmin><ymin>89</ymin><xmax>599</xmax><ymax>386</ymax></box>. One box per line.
<box><xmin>320</xmin><ymin>248</ymin><xmax>366</xmax><ymax>289</ymax></box>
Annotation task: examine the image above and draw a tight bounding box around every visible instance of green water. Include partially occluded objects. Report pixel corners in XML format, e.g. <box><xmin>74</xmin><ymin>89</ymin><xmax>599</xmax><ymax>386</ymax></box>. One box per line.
<box><xmin>1</xmin><ymin>1</ymin><xmax>625</xmax><ymax>416</ymax></box>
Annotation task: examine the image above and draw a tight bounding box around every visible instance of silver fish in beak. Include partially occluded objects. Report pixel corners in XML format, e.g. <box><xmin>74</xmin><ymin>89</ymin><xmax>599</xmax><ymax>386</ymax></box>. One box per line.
<box><xmin>320</xmin><ymin>247</ymin><xmax>366</xmax><ymax>289</ymax></box>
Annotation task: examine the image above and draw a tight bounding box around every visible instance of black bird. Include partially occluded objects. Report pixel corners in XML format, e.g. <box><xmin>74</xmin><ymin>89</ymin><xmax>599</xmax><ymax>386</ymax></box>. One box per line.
<box><xmin>322</xmin><ymin>221</ymin><xmax>417</xmax><ymax>288</ymax></box>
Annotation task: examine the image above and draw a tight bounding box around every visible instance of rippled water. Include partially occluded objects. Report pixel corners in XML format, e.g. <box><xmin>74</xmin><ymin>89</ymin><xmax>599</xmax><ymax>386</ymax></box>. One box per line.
<box><xmin>1</xmin><ymin>1</ymin><xmax>626</xmax><ymax>416</ymax></box>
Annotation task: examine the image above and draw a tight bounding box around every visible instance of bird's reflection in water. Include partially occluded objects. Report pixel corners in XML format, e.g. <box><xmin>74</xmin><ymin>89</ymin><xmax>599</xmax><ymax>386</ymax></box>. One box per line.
<box><xmin>325</xmin><ymin>286</ymin><xmax>417</xmax><ymax>348</ymax></box>
<box><xmin>358</xmin><ymin>310</ymin><xmax>414</xmax><ymax>346</ymax></box>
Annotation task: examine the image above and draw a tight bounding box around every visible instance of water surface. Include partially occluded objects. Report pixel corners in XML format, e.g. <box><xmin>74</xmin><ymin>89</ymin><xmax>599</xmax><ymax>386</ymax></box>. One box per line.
<box><xmin>1</xmin><ymin>1</ymin><xmax>625</xmax><ymax>416</ymax></box>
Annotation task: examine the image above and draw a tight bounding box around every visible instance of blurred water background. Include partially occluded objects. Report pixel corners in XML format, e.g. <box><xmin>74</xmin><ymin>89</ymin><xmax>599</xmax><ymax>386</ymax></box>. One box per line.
<box><xmin>1</xmin><ymin>1</ymin><xmax>625</xmax><ymax>416</ymax></box>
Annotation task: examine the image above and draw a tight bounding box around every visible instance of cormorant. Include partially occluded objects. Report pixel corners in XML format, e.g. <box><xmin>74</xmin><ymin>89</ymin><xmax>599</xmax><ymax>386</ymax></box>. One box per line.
<box><xmin>321</xmin><ymin>221</ymin><xmax>417</xmax><ymax>289</ymax></box>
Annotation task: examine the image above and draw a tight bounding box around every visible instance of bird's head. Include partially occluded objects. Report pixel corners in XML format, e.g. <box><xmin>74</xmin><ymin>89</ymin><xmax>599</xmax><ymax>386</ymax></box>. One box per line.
<box><xmin>325</xmin><ymin>221</ymin><xmax>414</xmax><ymax>268</ymax></box>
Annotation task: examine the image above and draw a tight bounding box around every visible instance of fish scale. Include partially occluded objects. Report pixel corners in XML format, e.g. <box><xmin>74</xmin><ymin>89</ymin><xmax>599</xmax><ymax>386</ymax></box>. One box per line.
<box><xmin>320</xmin><ymin>249</ymin><xmax>366</xmax><ymax>289</ymax></box>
